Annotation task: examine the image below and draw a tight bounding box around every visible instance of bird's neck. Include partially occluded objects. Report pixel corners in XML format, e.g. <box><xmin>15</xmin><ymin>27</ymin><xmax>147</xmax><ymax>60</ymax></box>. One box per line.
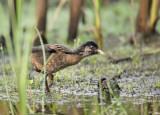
<box><xmin>66</xmin><ymin>53</ymin><xmax>82</xmax><ymax>66</ymax></box>
<box><xmin>74</xmin><ymin>46</ymin><xmax>85</xmax><ymax>57</ymax></box>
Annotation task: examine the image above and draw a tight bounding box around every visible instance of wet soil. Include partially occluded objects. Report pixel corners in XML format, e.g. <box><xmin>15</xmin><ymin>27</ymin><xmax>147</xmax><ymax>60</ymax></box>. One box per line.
<box><xmin>1</xmin><ymin>35</ymin><xmax>160</xmax><ymax>114</ymax></box>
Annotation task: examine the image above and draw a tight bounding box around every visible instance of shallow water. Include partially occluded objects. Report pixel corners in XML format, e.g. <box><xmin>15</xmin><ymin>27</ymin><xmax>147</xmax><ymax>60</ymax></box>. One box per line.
<box><xmin>1</xmin><ymin>70</ymin><xmax>160</xmax><ymax>115</ymax></box>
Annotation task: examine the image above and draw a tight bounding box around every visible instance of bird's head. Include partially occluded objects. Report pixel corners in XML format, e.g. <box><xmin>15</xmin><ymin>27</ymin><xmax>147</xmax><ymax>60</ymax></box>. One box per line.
<box><xmin>77</xmin><ymin>41</ymin><xmax>105</xmax><ymax>57</ymax></box>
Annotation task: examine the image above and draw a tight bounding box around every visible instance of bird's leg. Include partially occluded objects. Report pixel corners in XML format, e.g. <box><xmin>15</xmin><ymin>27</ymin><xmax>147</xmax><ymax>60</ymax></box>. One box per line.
<box><xmin>45</xmin><ymin>74</ymin><xmax>50</xmax><ymax>92</ymax></box>
<box><xmin>33</xmin><ymin>66</ymin><xmax>51</xmax><ymax>92</ymax></box>
<box><xmin>48</xmin><ymin>74</ymin><xmax>54</xmax><ymax>88</ymax></box>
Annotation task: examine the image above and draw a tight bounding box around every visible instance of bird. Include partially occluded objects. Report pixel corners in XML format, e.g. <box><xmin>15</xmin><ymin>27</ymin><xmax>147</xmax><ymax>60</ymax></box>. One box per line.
<box><xmin>30</xmin><ymin>41</ymin><xmax>105</xmax><ymax>92</ymax></box>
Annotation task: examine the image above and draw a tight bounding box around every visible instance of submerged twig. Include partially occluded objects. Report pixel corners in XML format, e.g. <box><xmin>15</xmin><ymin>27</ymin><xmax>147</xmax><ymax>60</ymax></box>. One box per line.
<box><xmin>109</xmin><ymin>48</ymin><xmax>160</xmax><ymax>64</ymax></box>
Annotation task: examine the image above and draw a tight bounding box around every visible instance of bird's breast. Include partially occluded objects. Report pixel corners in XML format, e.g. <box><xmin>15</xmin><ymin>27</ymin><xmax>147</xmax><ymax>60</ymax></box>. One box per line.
<box><xmin>65</xmin><ymin>54</ymin><xmax>82</xmax><ymax>65</ymax></box>
<box><xmin>46</xmin><ymin>53</ymin><xmax>81</xmax><ymax>73</ymax></box>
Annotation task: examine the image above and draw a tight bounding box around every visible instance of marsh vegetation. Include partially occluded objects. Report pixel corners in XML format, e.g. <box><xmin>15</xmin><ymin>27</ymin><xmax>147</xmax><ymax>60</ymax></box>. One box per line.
<box><xmin>0</xmin><ymin>0</ymin><xmax>160</xmax><ymax>114</ymax></box>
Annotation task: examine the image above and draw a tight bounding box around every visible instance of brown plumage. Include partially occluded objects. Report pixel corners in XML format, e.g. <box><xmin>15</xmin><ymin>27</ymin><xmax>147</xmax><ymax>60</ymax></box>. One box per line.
<box><xmin>30</xmin><ymin>41</ymin><xmax>104</xmax><ymax>92</ymax></box>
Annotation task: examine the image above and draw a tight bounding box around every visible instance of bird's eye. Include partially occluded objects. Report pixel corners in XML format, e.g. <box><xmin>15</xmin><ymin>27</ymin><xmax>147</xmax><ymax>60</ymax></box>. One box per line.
<box><xmin>90</xmin><ymin>45</ymin><xmax>94</xmax><ymax>49</ymax></box>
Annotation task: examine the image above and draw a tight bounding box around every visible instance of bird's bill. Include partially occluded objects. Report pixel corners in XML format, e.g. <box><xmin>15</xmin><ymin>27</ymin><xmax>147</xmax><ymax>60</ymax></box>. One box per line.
<box><xmin>97</xmin><ymin>49</ymin><xmax>105</xmax><ymax>55</ymax></box>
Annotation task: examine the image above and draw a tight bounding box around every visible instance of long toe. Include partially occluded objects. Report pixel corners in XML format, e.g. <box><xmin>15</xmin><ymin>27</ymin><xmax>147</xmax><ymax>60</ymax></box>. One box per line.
<box><xmin>45</xmin><ymin>86</ymin><xmax>50</xmax><ymax>92</ymax></box>
<box><xmin>48</xmin><ymin>74</ymin><xmax>54</xmax><ymax>88</ymax></box>
<box><xmin>45</xmin><ymin>79</ymin><xmax>50</xmax><ymax>92</ymax></box>
<box><xmin>48</xmin><ymin>81</ymin><xmax>54</xmax><ymax>88</ymax></box>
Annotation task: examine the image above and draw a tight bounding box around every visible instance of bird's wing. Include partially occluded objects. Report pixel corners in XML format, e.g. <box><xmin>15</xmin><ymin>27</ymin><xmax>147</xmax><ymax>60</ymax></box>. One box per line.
<box><xmin>32</xmin><ymin>44</ymin><xmax>74</xmax><ymax>54</ymax></box>
<box><xmin>49</xmin><ymin>44</ymin><xmax>74</xmax><ymax>54</ymax></box>
<box><xmin>32</xmin><ymin>44</ymin><xmax>57</xmax><ymax>53</ymax></box>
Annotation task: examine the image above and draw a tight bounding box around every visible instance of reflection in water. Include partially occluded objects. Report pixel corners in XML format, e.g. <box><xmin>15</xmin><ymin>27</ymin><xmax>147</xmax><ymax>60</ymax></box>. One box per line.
<box><xmin>34</xmin><ymin>102</ymin><xmax>84</xmax><ymax>115</ymax></box>
<box><xmin>68</xmin><ymin>107</ymin><xmax>84</xmax><ymax>115</ymax></box>
<box><xmin>1</xmin><ymin>97</ymin><xmax>160</xmax><ymax>114</ymax></box>
<box><xmin>0</xmin><ymin>101</ymin><xmax>18</xmax><ymax>115</ymax></box>
<box><xmin>140</xmin><ymin>97</ymin><xmax>160</xmax><ymax>115</ymax></box>
<box><xmin>0</xmin><ymin>101</ymin><xmax>10</xmax><ymax>115</ymax></box>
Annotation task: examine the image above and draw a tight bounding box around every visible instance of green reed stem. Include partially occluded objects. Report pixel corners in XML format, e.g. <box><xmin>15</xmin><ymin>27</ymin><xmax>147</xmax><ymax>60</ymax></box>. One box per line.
<box><xmin>92</xmin><ymin>0</ymin><xmax>103</xmax><ymax>49</ymax></box>
<box><xmin>1</xmin><ymin>46</ymin><xmax>14</xmax><ymax>115</ymax></box>
<box><xmin>35</xmin><ymin>28</ymin><xmax>46</xmax><ymax>114</ymax></box>
<box><xmin>6</xmin><ymin>0</ymin><xmax>33</xmax><ymax>114</ymax></box>
<box><xmin>16</xmin><ymin>0</ymin><xmax>23</xmax><ymax>25</ymax></box>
